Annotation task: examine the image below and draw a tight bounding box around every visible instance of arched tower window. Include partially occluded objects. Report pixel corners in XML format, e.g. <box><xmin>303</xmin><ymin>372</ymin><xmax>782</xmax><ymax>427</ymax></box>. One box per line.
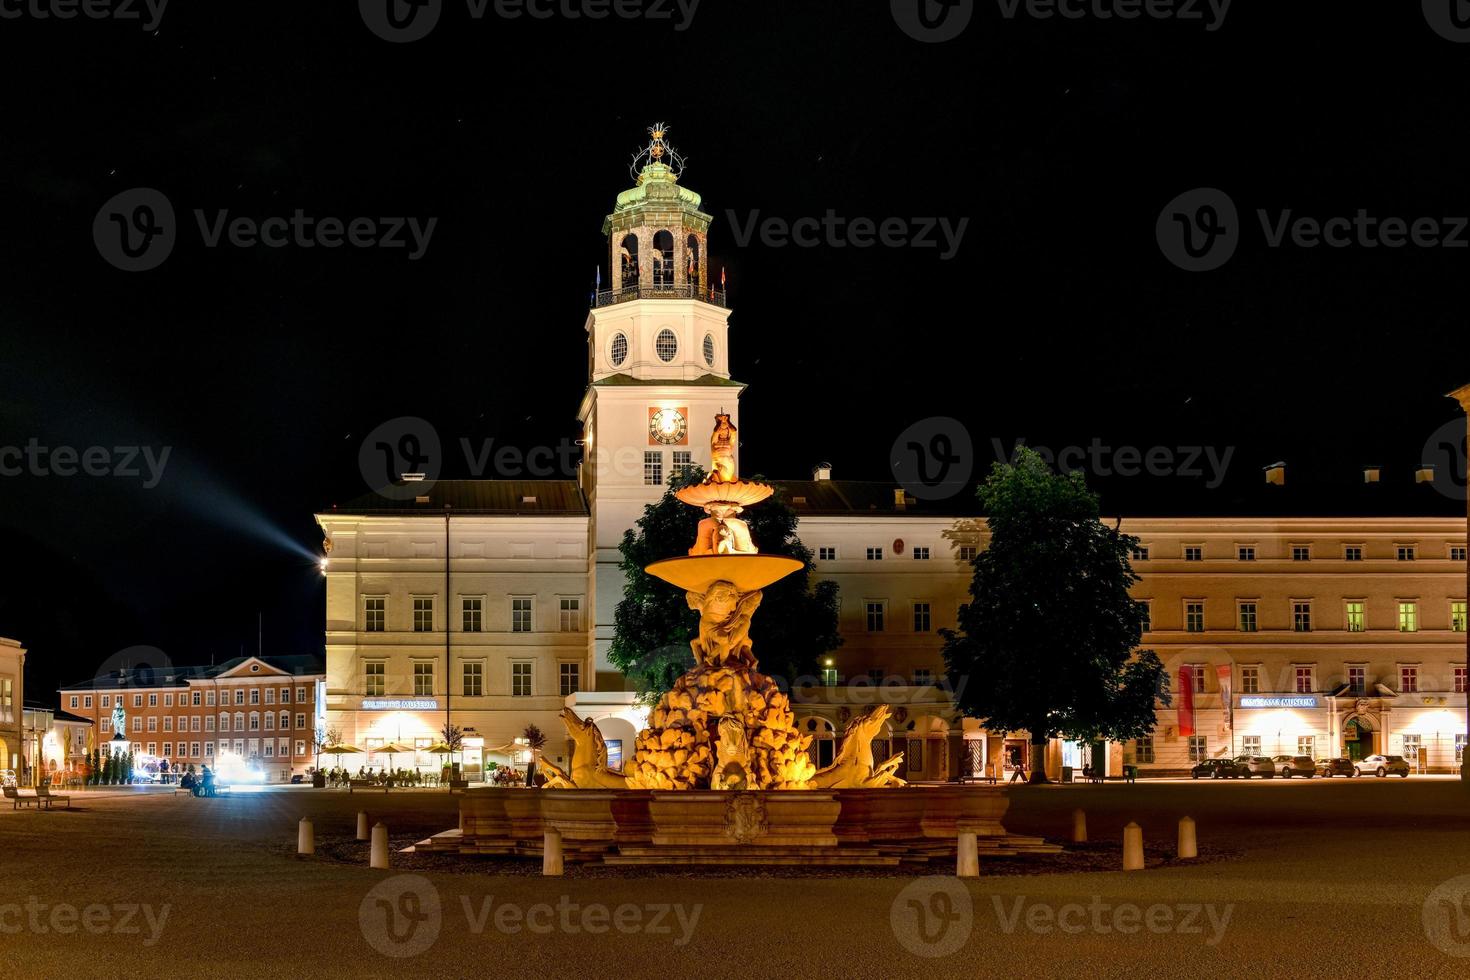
<box><xmin>619</xmin><ymin>235</ymin><xmax>640</xmax><ymax>289</ymax></box>
<box><xmin>686</xmin><ymin>234</ymin><xmax>701</xmax><ymax>289</ymax></box>
<box><xmin>652</xmin><ymin>230</ymin><xmax>675</xmax><ymax>288</ymax></box>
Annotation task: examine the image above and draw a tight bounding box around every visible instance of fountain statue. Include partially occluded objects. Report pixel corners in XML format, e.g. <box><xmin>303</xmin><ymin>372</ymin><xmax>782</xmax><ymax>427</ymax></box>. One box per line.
<box><xmin>541</xmin><ymin>414</ymin><xmax>903</xmax><ymax>792</ymax></box>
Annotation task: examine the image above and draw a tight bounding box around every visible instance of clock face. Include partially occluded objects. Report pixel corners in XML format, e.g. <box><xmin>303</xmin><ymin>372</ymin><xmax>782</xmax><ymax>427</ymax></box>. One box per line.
<box><xmin>649</xmin><ymin>407</ymin><xmax>688</xmax><ymax>446</ymax></box>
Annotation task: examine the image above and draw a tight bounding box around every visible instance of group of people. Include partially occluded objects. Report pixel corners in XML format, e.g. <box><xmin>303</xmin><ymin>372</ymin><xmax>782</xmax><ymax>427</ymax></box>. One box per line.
<box><xmin>181</xmin><ymin>765</ymin><xmax>219</xmax><ymax>797</ymax></box>
<box><xmin>323</xmin><ymin>766</ymin><xmax>441</xmax><ymax>788</ymax></box>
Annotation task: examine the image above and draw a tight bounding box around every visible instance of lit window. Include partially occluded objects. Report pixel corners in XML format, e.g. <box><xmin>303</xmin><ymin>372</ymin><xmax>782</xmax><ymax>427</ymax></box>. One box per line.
<box><xmin>512</xmin><ymin>597</ymin><xmax>533</xmax><ymax>633</ymax></box>
<box><xmin>1185</xmin><ymin>602</ymin><xmax>1205</xmax><ymax>632</ymax></box>
<box><xmin>560</xmin><ymin>662</ymin><xmax>581</xmax><ymax>697</ymax></box>
<box><xmin>365</xmin><ymin>597</ymin><xmax>386</xmax><ymax>632</ymax></box>
<box><xmin>1238</xmin><ymin>602</ymin><xmax>1257</xmax><ymax>632</ymax></box>
<box><xmin>1188</xmin><ymin>736</ymin><xmax>1207</xmax><ymax>762</ymax></box>
<box><xmin>912</xmin><ymin>547</ymin><xmax>930</xmax><ymax>560</ymax></box>
<box><xmin>913</xmin><ymin>602</ymin><xmax>931</xmax><ymax>632</ymax></box>
<box><xmin>1292</xmin><ymin>602</ymin><xmax>1312</xmax><ymax>633</ymax></box>
<box><xmin>1453</xmin><ymin>601</ymin><xmax>1467</xmax><ymax>633</ymax></box>
<box><xmin>559</xmin><ymin>597</ymin><xmax>582</xmax><ymax>632</ymax></box>
<box><xmin>1400</xmin><ymin>666</ymin><xmax>1419</xmax><ymax>693</ymax></box>
<box><xmin>1297</xmin><ymin>736</ymin><xmax>1314</xmax><ymax>756</ymax></box>
<box><xmin>865</xmin><ymin>602</ymin><xmax>886</xmax><ymax>632</ymax></box>
<box><xmin>413</xmin><ymin>597</ymin><xmax>434</xmax><ymax>632</ymax></box>
<box><xmin>463</xmin><ymin>597</ymin><xmax>483</xmax><ymax>633</ymax></box>
<box><xmin>364</xmin><ymin>663</ymin><xmax>385</xmax><ymax>698</ymax></box>
<box><xmin>413</xmin><ymin>662</ymin><xmax>434</xmax><ymax>697</ymax></box>
<box><xmin>1294</xmin><ymin>666</ymin><xmax>1314</xmax><ymax>693</ymax></box>
<box><xmin>643</xmin><ymin>451</ymin><xmax>663</xmax><ymax>486</ymax></box>
<box><xmin>1398</xmin><ymin>602</ymin><xmax>1418</xmax><ymax>633</ymax></box>
<box><xmin>512</xmin><ymin>662</ymin><xmax>533</xmax><ymax>697</ymax></box>
<box><xmin>1346</xmin><ymin>601</ymin><xmax>1365</xmax><ymax>633</ymax></box>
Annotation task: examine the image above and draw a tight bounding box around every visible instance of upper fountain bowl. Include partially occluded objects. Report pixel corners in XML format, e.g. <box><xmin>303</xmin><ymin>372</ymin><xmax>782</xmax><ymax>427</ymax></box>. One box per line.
<box><xmin>675</xmin><ymin>480</ymin><xmax>774</xmax><ymax>509</ymax></box>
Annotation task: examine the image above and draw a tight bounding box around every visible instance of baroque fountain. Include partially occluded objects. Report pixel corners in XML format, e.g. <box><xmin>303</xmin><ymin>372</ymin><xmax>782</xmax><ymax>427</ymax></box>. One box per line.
<box><xmin>433</xmin><ymin>417</ymin><xmax>1056</xmax><ymax>871</ymax></box>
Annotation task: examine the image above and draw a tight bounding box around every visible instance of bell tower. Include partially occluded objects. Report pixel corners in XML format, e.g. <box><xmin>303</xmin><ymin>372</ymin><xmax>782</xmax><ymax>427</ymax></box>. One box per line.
<box><xmin>579</xmin><ymin>125</ymin><xmax>744</xmax><ymax>689</ymax></box>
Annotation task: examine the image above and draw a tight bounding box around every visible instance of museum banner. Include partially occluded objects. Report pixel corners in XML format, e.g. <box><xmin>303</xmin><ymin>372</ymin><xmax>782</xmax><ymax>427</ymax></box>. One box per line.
<box><xmin>1178</xmin><ymin>665</ymin><xmax>1195</xmax><ymax>737</ymax></box>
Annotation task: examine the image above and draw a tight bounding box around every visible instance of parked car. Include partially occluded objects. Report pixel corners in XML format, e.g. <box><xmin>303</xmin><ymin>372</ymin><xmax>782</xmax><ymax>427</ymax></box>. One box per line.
<box><xmin>1232</xmin><ymin>755</ymin><xmax>1276</xmax><ymax>778</ymax></box>
<box><xmin>1191</xmin><ymin>758</ymin><xmax>1247</xmax><ymax>779</ymax></box>
<box><xmin>1354</xmin><ymin>754</ymin><xmax>1410</xmax><ymax>778</ymax></box>
<box><xmin>1316</xmin><ymin>757</ymin><xmax>1357</xmax><ymax>778</ymax></box>
<box><xmin>1271</xmin><ymin>755</ymin><xmax>1316</xmax><ymax>778</ymax></box>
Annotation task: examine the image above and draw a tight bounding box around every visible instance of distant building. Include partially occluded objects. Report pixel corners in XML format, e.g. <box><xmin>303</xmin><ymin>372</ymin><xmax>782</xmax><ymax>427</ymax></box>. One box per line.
<box><xmin>0</xmin><ymin>637</ymin><xmax>23</xmax><ymax>775</ymax></box>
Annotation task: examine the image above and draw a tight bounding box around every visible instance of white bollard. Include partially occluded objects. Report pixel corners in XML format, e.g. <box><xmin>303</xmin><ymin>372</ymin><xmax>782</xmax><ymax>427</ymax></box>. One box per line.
<box><xmin>1071</xmin><ymin>808</ymin><xmax>1087</xmax><ymax>844</ymax></box>
<box><xmin>357</xmin><ymin>811</ymin><xmax>369</xmax><ymax>841</ymax></box>
<box><xmin>1177</xmin><ymin>816</ymin><xmax>1197</xmax><ymax>860</ymax></box>
<box><xmin>297</xmin><ymin>817</ymin><xmax>314</xmax><ymax>856</ymax></box>
<box><xmin>956</xmin><ymin>832</ymin><xmax>979</xmax><ymax>878</ymax></box>
<box><xmin>543</xmin><ymin>829</ymin><xmax>564</xmax><ymax>877</ymax></box>
<box><xmin>370</xmin><ymin>822</ymin><xmax>390</xmax><ymax>869</ymax></box>
<box><xmin>1122</xmin><ymin>821</ymin><xmax>1144</xmax><ymax>871</ymax></box>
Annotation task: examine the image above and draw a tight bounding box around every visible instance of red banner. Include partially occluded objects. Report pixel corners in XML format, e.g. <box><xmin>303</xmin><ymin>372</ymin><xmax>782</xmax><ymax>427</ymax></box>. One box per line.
<box><xmin>1178</xmin><ymin>666</ymin><xmax>1196</xmax><ymax>737</ymax></box>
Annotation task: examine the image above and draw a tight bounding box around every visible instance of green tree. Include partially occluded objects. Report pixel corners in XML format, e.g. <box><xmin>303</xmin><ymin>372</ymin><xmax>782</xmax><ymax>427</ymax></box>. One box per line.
<box><xmin>610</xmin><ymin>466</ymin><xmax>842</xmax><ymax>702</ymax></box>
<box><xmin>940</xmin><ymin>447</ymin><xmax>1166</xmax><ymax>783</ymax></box>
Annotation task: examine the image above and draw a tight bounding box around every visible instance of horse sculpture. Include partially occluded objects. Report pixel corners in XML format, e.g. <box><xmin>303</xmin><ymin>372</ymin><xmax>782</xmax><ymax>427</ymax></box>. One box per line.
<box><xmin>808</xmin><ymin>704</ymin><xmax>907</xmax><ymax>789</ymax></box>
<box><xmin>538</xmin><ymin>708</ymin><xmax>628</xmax><ymax>790</ymax></box>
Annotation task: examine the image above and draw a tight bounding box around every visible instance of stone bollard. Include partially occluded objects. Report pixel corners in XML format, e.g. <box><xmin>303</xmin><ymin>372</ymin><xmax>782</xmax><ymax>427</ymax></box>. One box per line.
<box><xmin>956</xmin><ymin>832</ymin><xmax>979</xmax><ymax>878</ymax></box>
<box><xmin>543</xmin><ymin>829</ymin><xmax>564</xmax><ymax>877</ymax></box>
<box><xmin>297</xmin><ymin>818</ymin><xmax>314</xmax><ymax>856</ymax></box>
<box><xmin>1071</xmin><ymin>808</ymin><xmax>1087</xmax><ymax>844</ymax></box>
<box><xmin>370</xmin><ymin>822</ymin><xmax>390</xmax><ymax>870</ymax></box>
<box><xmin>1122</xmin><ymin>821</ymin><xmax>1144</xmax><ymax>871</ymax></box>
<box><xmin>356</xmin><ymin>811</ymin><xmax>369</xmax><ymax>841</ymax></box>
<box><xmin>1177</xmin><ymin>816</ymin><xmax>1197</xmax><ymax>859</ymax></box>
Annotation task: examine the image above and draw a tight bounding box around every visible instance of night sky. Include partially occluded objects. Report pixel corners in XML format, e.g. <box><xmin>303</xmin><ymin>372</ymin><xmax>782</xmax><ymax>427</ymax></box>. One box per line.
<box><xmin>1</xmin><ymin>1</ymin><xmax>1466</xmax><ymax>698</ymax></box>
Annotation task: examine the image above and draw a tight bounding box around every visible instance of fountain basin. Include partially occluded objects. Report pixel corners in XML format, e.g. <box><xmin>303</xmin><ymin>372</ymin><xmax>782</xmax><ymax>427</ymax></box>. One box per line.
<box><xmin>645</xmin><ymin>553</ymin><xmax>804</xmax><ymax>593</ymax></box>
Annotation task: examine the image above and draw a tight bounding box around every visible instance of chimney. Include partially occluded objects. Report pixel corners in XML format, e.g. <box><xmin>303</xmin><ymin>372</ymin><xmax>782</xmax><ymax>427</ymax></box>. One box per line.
<box><xmin>894</xmin><ymin>488</ymin><xmax>911</xmax><ymax>509</ymax></box>
<box><xmin>1264</xmin><ymin>462</ymin><xmax>1286</xmax><ymax>486</ymax></box>
<box><xmin>1363</xmin><ymin>466</ymin><xmax>1381</xmax><ymax>484</ymax></box>
<box><xmin>1416</xmin><ymin>464</ymin><xmax>1436</xmax><ymax>484</ymax></box>
<box><xmin>812</xmin><ymin>462</ymin><xmax>832</xmax><ymax>481</ymax></box>
<box><xmin>401</xmin><ymin>473</ymin><xmax>426</xmax><ymax>482</ymax></box>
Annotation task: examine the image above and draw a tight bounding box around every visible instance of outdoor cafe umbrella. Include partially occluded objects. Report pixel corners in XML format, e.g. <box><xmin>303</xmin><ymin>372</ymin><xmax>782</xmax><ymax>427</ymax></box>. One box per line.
<box><xmin>423</xmin><ymin>741</ymin><xmax>456</xmax><ymax>780</ymax></box>
<box><xmin>376</xmin><ymin>741</ymin><xmax>412</xmax><ymax>772</ymax></box>
<box><xmin>319</xmin><ymin>744</ymin><xmax>362</xmax><ymax>772</ymax></box>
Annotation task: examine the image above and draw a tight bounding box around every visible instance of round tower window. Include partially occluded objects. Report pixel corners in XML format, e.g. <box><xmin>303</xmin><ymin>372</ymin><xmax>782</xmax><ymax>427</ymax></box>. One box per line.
<box><xmin>655</xmin><ymin>329</ymin><xmax>678</xmax><ymax>362</ymax></box>
<box><xmin>610</xmin><ymin>333</ymin><xmax>628</xmax><ymax>367</ymax></box>
<box><xmin>703</xmin><ymin>333</ymin><xmax>715</xmax><ymax>366</ymax></box>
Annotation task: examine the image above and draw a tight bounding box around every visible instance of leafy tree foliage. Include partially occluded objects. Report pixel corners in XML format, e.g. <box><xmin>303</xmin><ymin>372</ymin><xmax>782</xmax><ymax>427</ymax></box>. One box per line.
<box><xmin>940</xmin><ymin>448</ymin><xmax>1166</xmax><ymax>782</ymax></box>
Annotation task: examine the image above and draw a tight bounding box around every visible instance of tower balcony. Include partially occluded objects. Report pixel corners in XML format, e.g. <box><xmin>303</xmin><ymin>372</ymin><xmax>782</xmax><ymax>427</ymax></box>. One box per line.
<box><xmin>592</xmin><ymin>282</ymin><xmax>728</xmax><ymax>309</ymax></box>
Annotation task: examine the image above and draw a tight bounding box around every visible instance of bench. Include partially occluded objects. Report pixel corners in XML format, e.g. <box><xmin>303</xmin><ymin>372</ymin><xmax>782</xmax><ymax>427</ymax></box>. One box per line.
<box><xmin>348</xmin><ymin>779</ymin><xmax>388</xmax><ymax>794</ymax></box>
<box><xmin>4</xmin><ymin>785</ymin><xmax>39</xmax><ymax>809</ymax></box>
<box><xmin>36</xmin><ymin>784</ymin><xmax>71</xmax><ymax>809</ymax></box>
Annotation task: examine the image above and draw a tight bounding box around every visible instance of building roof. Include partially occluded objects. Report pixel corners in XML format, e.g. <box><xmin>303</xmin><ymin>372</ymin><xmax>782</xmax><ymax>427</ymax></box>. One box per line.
<box><xmin>772</xmin><ymin>480</ymin><xmax>984</xmax><ymax>518</ymax></box>
<box><xmin>594</xmin><ymin>373</ymin><xmax>743</xmax><ymax>388</ymax></box>
<box><xmin>324</xmin><ymin>480</ymin><xmax>589</xmax><ymax>518</ymax></box>
<box><xmin>60</xmin><ymin>655</ymin><xmax>324</xmax><ymax>692</ymax></box>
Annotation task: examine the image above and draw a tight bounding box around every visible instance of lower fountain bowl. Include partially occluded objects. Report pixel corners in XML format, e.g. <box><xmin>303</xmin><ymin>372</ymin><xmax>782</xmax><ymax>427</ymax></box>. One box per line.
<box><xmin>645</xmin><ymin>554</ymin><xmax>804</xmax><ymax>593</ymax></box>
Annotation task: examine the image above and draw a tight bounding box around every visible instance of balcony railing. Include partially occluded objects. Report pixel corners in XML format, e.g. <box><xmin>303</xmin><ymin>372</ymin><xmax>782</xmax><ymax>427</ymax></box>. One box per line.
<box><xmin>592</xmin><ymin>283</ymin><xmax>728</xmax><ymax>309</ymax></box>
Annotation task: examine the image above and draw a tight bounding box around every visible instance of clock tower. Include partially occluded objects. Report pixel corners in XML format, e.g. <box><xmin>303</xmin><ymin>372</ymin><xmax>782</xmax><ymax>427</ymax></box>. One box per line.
<box><xmin>578</xmin><ymin>125</ymin><xmax>744</xmax><ymax>688</ymax></box>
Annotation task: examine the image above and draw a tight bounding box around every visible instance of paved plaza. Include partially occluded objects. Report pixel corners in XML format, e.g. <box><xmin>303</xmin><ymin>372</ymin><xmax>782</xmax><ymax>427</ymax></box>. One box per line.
<box><xmin>2</xmin><ymin>779</ymin><xmax>1468</xmax><ymax>977</ymax></box>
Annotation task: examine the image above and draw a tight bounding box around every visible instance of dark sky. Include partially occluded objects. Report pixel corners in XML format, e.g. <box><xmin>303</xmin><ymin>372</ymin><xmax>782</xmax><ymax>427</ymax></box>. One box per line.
<box><xmin>1</xmin><ymin>1</ymin><xmax>1466</xmax><ymax>698</ymax></box>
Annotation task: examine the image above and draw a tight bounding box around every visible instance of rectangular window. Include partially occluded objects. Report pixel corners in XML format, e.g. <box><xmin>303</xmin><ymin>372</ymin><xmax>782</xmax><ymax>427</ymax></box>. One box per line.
<box><xmin>1397</xmin><ymin>545</ymin><xmax>1416</xmax><ymax>562</ymax></box>
<box><xmin>133</xmin><ymin>694</ymin><xmax>142</xmax><ymax>707</ymax></box>
<box><xmin>192</xmin><ymin>691</ymin><xmax>201</xmax><ymax>707</ymax></box>
<box><xmin>249</xmin><ymin>689</ymin><xmax>259</xmax><ymax>705</ymax></box>
<box><xmin>1138</xmin><ymin>601</ymin><xmax>1151</xmax><ymax>632</ymax></box>
<box><xmin>463</xmin><ymin>597</ymin><xmax>483</xmax><ymax>633</ymax></box>
<box><xmin>206</xmin><ymin>691</ymin><xmax>215</xmax><ymax>706</ymax></box>
<box><xmin>147</xmin><ymin>743</ymin><xmax>156</xmax><ymax>756</ymax></box>
<box><xmin>865</xmin><ymin>601</ymin><xmax>886</xmax><ymax>632</ymax></box>
<box><xmin>818</xmin><ymin>547</ymin><xmax>837</xmax><ymax>561</ymax></box>
<box><xmin>643</xmin><ymin>450</ymin><xmax>663</xmax><ymax>486</ymax></box>
<box><xmin>559</xmin><ymin>597</ymin><xmax>582</xmax><ymax>632</ymax></box>
<box><xmin>1242</xmin><ymin>735</ymin><xmax>1261</xmax><ymax>755</ymax></box>
<box><xmin>365</xmin><ymin>597</ymin><xmax>386</xmax><ymax>632</ymax></box>
<box><xmin>413</xmin><ymin>662</ymin><xmax>434</xmax><ymax>697</ymax></box>
<box><xmin>511</xmin><ymin>597</ymin><xmax>533</xmax><ymax>633</ymax></box>
<box><xmin>1185</xmin><ymin>602</ymin><xmax>1205</xmax><ymax>633</ymax></box>
<box><xmin>296</xmin><ymin>687</ymin><xmax>306</xmax><ymax>704</ymax></box>
<box><xmin>295</xmin><ymin>714</ymin><xmax>305</xmax><ymax>730</ymax></box>
<box><xmin>1135</xmin><ymin>737</ymin><xmax>1154</xmax><ymax>764</ymax></box>
<box><xmin>912</xmin><ymin>668</ymin><xmax>932</xmax><ymax>687</ymax></box>
<box><xmin>1453</xmin><ymin>546</ymin><xmax>1468</xmax><ymax>562</ymax></box>
<box><xmin>148</xmin><ymin>694</ymin><xmax>157</xmax><ymax>707</ymax></box>
<box><xmin>1241</xmin><ymin>666</ymin><xmax>1260</xmax><ymax>694</ymax></box>
<box><xmin>1237</xmin><ymin>546</ymin><xmax>1256</xmax><ymax>562</ymax></box>
<box><xmin>1344</xmin><ymin>545</ymin><xmax>1364</xmax><ymax>561</ymax></box>
<box><xmin>190</xmin><ymin>742</ymin><xmax>200</xmax><ymax>757</ymax></box>
<box><xmin>163</xmin><ymin>717</ymin><xmax>173</xmax><ymax>732</ymax></box>
<box><xmin>913</xmin><ymin>602</ymin><xmax>931</xmax><ymax>632</ymax></box>
<box><xmin>866</xmin><ymin>668</ymin><xmax>885</xmax><ymax>686</ymax></box>
<box><xmin>1291</xmin><ymin>546</ymin><xmax>1311</xmax><ymax>562</ymax></box>
<box><xmin>1402</xmin><ymin>734</ymin><xmax>1421</xmax><ymax>764</ymax></box>
<box><xmin>101</xmin><ymin>695</ymin><xmax>110</xmax><ymax>709</ymax></box>
<box><xmin>1348</xmin><ymin>666</ymin><xmax>1366</xmax><ymax>695</ymax></box>
<box><xmin>1190</xmin><ymin>664</ymin><xmax>1207</xmax><ymax>694</ymax></box>
<box><xmin>164</xmin><ymin>694</ymin><xmax>173</xmax><ymax>707</ymax></box>
<box><xmin>1346</xmin><ymin>601</ymin><xmax>1365</xmax><ymax>633</ymax></box>
<box><xmin>866</xmin><ymin>547</ymin><xmax>883</xmax><ymax>561</ymax></box>
<box><xmin>1188</xmin><ymin>735</ymin><xmax>1207</xmax><ymax>762</ymax></box>
<box><xmin>1238</xmin><ymin>602</ymin><xmax>1257</xmax><ymax>632</ymax></box>
<box><xmin>911</xmin><ymin>546</ymin><xmax>930</xmax><ymax>560</ymax></box>
<box><xmin>296</xmin><ymin>741</ymin><xmax>305</xmax><ymax>758</ymax></box>
<box><xmin>1183</xmin><ymin>546</ymin><xmax>1203</xmax><ymax>562</ymax></box>
<box><xmin>512</xmin><ymin>662</ymin><xmax>533</xmax><ymax>697</ymax></box>
<box><xmin>69</xmin><ymin>696</ymin><xmax>78</xmax><ymax>709</ymax></box>
<box><xmin>147</xmin><ymin>717</ymin><xmax>157</xmax><ymax>732</ymax></box>
<box><xmin>821</xmin><ymin>666</ymin><xmax>838</xmax><ymax>687</ymax></box>
<box><xmin>191</xmin><ymin>716</ymin><xmax>200</xmax><ymax>732</ymax></box>
<box><xmin>958</xmin><ymin>545</ymin><xmax>978</xmax><ymax>561</ymax></box>
<box><xmin>264</xmin><ymin>687</ymin><xmax>275</xmax><ymax>704</ymax></box>
<box><xmin>1297</xmin><ymin>736</ymin><xmax>1314</xmax><ymax>757</ymax></box>
<box><xmin>1294</xmin><ymin>665</ymin><xmax>1314</xmax><ymax>694</ymax></box>
<box><xmin>1400</xmin><ymin>666</ymin><xmax>1419</xmax><ymax>693</ymax></box>
<box><xmin>364</xmin><ymin>662</ymin><xmax>385</xmax><ymax>698</ymax></box>
<box><xmin>1452</xmin><ymin>601</ymin><xmax>1467</xmax><ymax>633</ymax></box>
<box><xmin>672</xmin><ymin>450</ymin><xmax>692</xmax><ymax>474</ymax></box>
<box><xmin>1398</xmin><ymin>601</ymin><xmax>1419</xmax><ymax>633</ymax></box>
<box><xmin>413</xmin><ymin>597</ymin><xmax>434</xmax><ymax>632</ymax></box>
<box><xmin>205</xmin><ymin>742</ymin><xmax>215</xmax><ymax>757</ymax></box>
<box><xmin>249</xmin><ymin>714</ymin><xmax>260</xmax><ymax>732</ymax></box>
<box><xmin>559</xmin><ymin>662</ymin><xmax>581</xmax><ymax>697</ymax></box>
<box><xmin>1292</xmin><ymin>602</ymin><xmax>1312</xmax><ymax>633</ymax></box>
<box><xmin>281</xmin><ymin>687</ymin><xmax>291</xmax><ymax>703</ymax></box>
<box><xmin>1131</xmin><ymin>545</ymin><xmax>1150</xmax><ymax>562</ymax></box>
<box><xmin>264</xmin><ymin>713</ymin><xmax>274</xmax><ymax>731</ymax></box>
<box><xmin>206</xmin><ymin>716</ymin><xmax>216</xmax><ymax>732</ymax></box>
<box><xmin>463</xmin><ymin>662</ymin><xmax>483</xmax><ymax>697</ymax></box>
